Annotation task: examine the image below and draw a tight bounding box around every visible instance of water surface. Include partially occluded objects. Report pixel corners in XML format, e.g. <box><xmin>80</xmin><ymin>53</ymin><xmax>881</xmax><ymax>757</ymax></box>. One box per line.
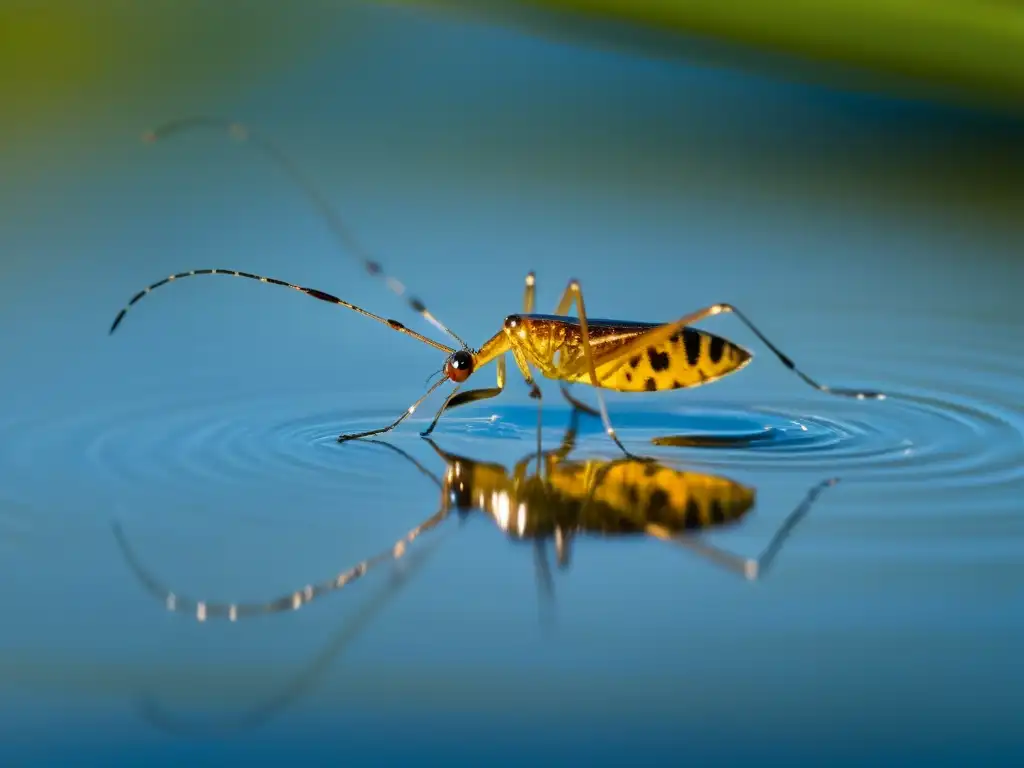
<box><xmin>1</xmin><ymin>3</ymin><xmax>1023</xmax><ymax>765</ymax></box>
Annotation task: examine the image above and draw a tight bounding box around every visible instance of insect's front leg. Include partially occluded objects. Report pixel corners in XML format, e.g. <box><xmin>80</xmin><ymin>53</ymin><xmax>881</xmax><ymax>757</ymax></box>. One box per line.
<box><xmin>420</xmin><ymin>356</ymin><xmax>508</xmax><ymax>436</ymax></box>
<box><xmin>508</xmin><ymin>345</ymin><xmax>546</xmax><ymax>457</ymax></box>
<box><xmin>511</xmin><ymin>346</ymin><xmax>542</xmax><ymax>400</ymax></box>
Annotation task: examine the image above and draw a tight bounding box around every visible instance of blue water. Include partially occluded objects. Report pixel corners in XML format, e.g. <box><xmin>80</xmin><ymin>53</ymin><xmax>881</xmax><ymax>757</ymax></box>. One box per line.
<box><xmin>2</xmin><ymin>2</ymin><xmax>1023</xmax><ymax>765</ymax></box>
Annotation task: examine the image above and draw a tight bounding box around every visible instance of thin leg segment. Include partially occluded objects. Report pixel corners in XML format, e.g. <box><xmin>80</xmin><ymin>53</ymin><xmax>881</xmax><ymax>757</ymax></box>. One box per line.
<box><xmin>338</xmin><ymin>375</ymin><xmax>449</xmax><ymax>442</ymax></box>
<box><xmin>510</xmin><ymin>401</ymin><xmax>584</xmax><ymax>484</ymax></box>
<box><xmin>555</xmin><ymin>279</ymin><xmax>635</xmax><ymax>457</ymax></box>
<box><xmin>143</xmin><ymin>116</ymin><xmax>467</xmax><ymax>348</ymax></box>
<box><xmin>523</xmin><ymin>271</ymin><xmax>536</xmax><ymax>314</ymax></box>
<box><xmin>420</xmin><ymin>357</ymin><xmax>507</xmax><ymax>436</ymax></box>
<box><xmin>546</xmin><ymin>278</ymin><xmax>605</xmax><ymax>417</ymax></box>
<box><xmin>113</xmin><ymin>505</ymin><xmax>452</xmax><ymax>622</ymax></box>
<box><xmin>645</xmin><ymin>477</ymin><xmax>840</xmax><ymax>581</ymax></box>
<box><xmin>568</xmin><ymin>302</ymin><xmax>885</xmax><ymax>401</ymax></box>
<box><xmin>533</xmin><ymin>539</ymin><xmax>556</xmax><ymax>630</ymax></box>
<box><xmin>559</xmin><ymin>384</ymin><xmax>599</xmax><ymax>417</ymax></box>
<box><xmin>506</xmin><ymin>341</ymin><xmax>544</xmax><ymax>455</ymax></box>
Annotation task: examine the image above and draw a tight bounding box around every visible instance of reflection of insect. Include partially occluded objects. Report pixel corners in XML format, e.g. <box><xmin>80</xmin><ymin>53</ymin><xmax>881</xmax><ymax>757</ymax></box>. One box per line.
<box><xmin>110</xmin><ymin>117</ymin><xmax>884</xmax><ymax>455</ymax></box>
<box><xmin>112</xmin><ymin>408</ymin><xmax>839</xmax><ymax>624</ymax></box>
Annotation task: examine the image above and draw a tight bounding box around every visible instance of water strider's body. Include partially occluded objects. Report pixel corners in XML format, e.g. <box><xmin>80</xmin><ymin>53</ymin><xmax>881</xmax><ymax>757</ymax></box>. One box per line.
<box><xmin>109</xmin><ymin>116</ymin><xmax>884</xmax><ymax>457</ymax></box>
<box><xmin>474</xmin><ymin>313</ymin><xmax>752</xmax><ymax>394</ymax></box>
<box><xmin>113</xmin><ymin>410</ymin><xmax>837</xmax><ymax>624</ymax></box>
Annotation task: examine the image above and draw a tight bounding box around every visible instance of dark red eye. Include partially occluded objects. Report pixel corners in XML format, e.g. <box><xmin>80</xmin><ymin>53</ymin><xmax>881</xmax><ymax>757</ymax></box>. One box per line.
<box><xmin>444</xmin><ymin>350</ymin><xmax>474</xmax><ymax>383</ymax></box>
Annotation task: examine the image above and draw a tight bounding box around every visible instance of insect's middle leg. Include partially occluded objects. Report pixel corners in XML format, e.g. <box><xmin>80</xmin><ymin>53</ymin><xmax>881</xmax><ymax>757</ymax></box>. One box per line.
<box><xmin>554</xmin><ymin>279</ymin><xmax>636</xmax><ymax>458</ymax></box>
<box><xmin>510</xmin><ymin>395</ymin><xmax>587</xmax><ymax>483</ymax></box>
<box><xmin>525</xmin><ymin>273</ymin><xmax>599</xmax><ymax>417</ymax></box>
<box><xmin>525</xmin><ymin>270</ymin><xmax>589</xmax><ymax>446</ymax></box>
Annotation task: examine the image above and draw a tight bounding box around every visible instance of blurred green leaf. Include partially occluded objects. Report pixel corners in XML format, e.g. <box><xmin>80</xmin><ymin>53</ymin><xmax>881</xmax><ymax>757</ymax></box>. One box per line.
<box><xmin>384</xmin><ymin>0</ymin><xmax>1024</xmax><ymax>110</ymax></box>
<box><xmin>0</xmin><ymin>1</ymin><xmax>357</xmax><ymax>139</ymax></box>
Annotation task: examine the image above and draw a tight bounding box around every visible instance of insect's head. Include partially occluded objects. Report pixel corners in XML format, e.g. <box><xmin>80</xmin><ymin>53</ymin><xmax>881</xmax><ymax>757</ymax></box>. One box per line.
<box><xmin>444</xmin><ymin>349</ymin><xmax>475</xmax><ymax>383</ymax></box>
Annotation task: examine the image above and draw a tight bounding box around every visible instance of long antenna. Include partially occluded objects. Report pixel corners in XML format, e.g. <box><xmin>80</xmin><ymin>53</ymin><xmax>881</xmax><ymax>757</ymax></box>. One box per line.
<box><xmin>142</xmin><ymin>116</ymin><xmax>469</xmax><ymax>350</ymax></box>
<box><xmin>108</xmin><ymin>268</ymin><xmax>456</xmax><ymax>355</ymax></box>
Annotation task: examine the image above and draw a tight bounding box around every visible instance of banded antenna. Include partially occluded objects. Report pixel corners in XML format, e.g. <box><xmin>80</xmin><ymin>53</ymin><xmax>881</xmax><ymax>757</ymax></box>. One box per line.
<box><xmin>142</xmin><ymin>116</ymin><xmax>467</xmax><ymax>349</ymax></box>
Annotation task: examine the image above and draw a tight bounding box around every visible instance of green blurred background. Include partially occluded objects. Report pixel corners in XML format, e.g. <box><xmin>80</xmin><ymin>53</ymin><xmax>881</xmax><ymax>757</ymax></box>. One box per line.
<box><xmin>4</xmin><ymin>0</ymin><xmax>1023</xmax><ymax>257</ymax></box>
<box><xmin>5</xmin><ymin>0</ymin><xmax>1024</xmax><ymax>137</ymax></box>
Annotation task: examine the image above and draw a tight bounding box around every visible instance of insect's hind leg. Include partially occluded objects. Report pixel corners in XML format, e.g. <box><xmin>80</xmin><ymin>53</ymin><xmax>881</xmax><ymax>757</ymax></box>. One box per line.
<box><xmin>594</xmin><ymin>302</ymin><xmax>886</xmax><ymax>402</ymax></box>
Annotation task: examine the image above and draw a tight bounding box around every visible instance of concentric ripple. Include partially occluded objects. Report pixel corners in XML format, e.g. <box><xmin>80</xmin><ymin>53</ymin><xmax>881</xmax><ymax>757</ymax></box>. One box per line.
<box><xmin>0</xmin><ymin>391</ymin><xmax>422</xmax><ymax>520</ymax></box>
<box><xmin>0</xmin><ymin>316</ymin><xmax>1021</xmax><ymax>515</ymax></box>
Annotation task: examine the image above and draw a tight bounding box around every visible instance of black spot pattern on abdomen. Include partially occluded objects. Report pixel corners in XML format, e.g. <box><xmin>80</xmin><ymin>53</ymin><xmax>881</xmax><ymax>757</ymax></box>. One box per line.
<box><xmin>647</xmin><ymin>347</ymin><xmax>670</xmax><ymax>371</ymax></box>
<box><xmin>709</xmin><ymin>335</ymin><xmax>725</xmax><ymax>364</ymax></box>
<box><xmin>683</xmin><ymin>329</ymin><xmax>701</xmax><ymax>366</ymax></box>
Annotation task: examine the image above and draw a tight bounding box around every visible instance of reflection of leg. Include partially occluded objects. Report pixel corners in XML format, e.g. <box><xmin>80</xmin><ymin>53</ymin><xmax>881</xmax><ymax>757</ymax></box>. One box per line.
<box><xmin>554</xmin><ymin>527</ymin><xmax>572</xmax><ymax>569</ymax></box>
<box><xmin>645</xmin><ymin>477</ymin><xmax>840</xmax><ymax>581</ymax></box>
<box><xmin>363</xmin><ymin>438</ymin><xmax>443</xmax><ymax>488</ymax></box>
<box><xmin>510</xmin><ymin>398</ymin><xmax>586</xmax><ymax>481</ymax></box>
<box><xmin>534</xmin><ymin>539</ymin><xmax>556</xmax><ymax>631</ymax></box>
<box><xmin>420</xmin><ymin>357</ymin><xmax>507</xmax><ymax>436</ymax></box>
<box><xmin>650</xmin><ymin>431</ymin><xmax>776</xmax><ymax>449</ymax></box>
<box><xmin>113</xmin><ymin>504</ymin><xmax>452</xmax><ymax>621</ymax></box>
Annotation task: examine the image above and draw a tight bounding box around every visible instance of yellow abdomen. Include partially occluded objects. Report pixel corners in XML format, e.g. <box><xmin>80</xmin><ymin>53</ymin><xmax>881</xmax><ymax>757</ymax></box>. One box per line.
<box><xmin>580</xmin><ymin>327</ymin><xmax>752</xmax><ymax>392</ymax></box>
